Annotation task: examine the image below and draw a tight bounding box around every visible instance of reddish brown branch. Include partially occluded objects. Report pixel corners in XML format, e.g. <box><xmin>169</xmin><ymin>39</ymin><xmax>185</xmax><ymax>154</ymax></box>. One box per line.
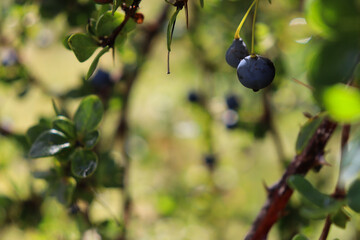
<box><xmin>245</xmin><ymin>118</ymin><xmax>337</xmax><ymax>240</ymax></box>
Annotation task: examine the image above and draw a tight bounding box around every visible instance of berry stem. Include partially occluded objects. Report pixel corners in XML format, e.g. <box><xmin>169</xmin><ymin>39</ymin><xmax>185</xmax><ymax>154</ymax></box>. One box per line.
<box><xmin>234</xmin><ymin>0</ymin><xmax>256</xmax><ymax>39</ymax></box>
<box><xmin>251</xmin><ymin>0</ymin><xmax>259</xmax><ymax>56</ymax></box>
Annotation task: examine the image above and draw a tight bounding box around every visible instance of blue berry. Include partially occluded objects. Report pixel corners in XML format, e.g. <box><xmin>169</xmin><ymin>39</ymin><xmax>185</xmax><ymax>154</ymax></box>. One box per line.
<box><xmin>237</xmin><ymin>55</ymin><xmax>275</xmax><ymax>91</ymax></box>
<box><xmin>91</xmin><ymin>69</ymin><xmax>113</xmax><ymax>88</ymax></box>
<box><xmin>225</xmin><ymin>38</ymin><xmax>249</xmax><ymax>68</ymax></box>
<box><xmin>225</xmin><ymin>94</ymin><xmax>240</xmax><ymax>110</ymax></box>
<box><xmin>187</xmin><ymin>90</ymin><xmax>200</xmax><ymax>103</ymax></box>
<box><xmin>203</xmin><ymin>154</ymin><xmax>216</xmax><ymax>170</ymax></box>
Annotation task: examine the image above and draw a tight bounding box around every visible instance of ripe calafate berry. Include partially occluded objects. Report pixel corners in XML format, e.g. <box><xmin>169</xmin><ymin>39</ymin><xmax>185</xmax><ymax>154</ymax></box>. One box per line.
<box><xmin>225</xmin><ymin>38</ymin><xmax>249</xmax><ymax>68</ymax></box>
<box><xmin>187</xmin><ymin>90</ymin><xmax>200</xmax><ymax>103</ymax></box>
<box><xmin>225</xmin><ymin>94</ymin><xmax>240</xmax><ymax>110</ymax></box>
<box><xmin>236</xmin><ymin>55</ymin><xmax>275</xmax><ymax>91</ymax></box>
<box><xmin>91</xmin><ymin>69</ymin><xmax>113</xmax><ymax>88</ymax></box>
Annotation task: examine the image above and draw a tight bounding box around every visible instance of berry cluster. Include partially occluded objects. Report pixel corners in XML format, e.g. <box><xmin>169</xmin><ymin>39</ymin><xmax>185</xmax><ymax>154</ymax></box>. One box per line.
<box><xmin>225</xmin><ymin>0</ymin><xmax>275</xmax><ymax>92</ymax></box>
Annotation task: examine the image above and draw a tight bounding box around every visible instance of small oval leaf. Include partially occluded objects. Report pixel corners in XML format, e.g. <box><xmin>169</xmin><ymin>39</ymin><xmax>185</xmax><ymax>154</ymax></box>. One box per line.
<box><xmin>68</xmin><ymin>33</ymin><xmax>99</xmax><ymax>62</ymax></box>
<box><xmin>83</xmin><ymin>130</ymin><xmax>100</xmax><ymax>149</ymax></box>
<box><xmin>71</xmin><ymin>149</ymin><xmax>98</xmax><ymax>178</ymax></box>
<box><xmin>287</xmin><ymin>175</ymin><xmax>339</xmax><ymax>210</ymax></box>
<box><xmin>295</xmin><ymin>114</ymin><xmax>326</xmax><ymax>154</ymax></box>
<box><xmin>96</xmin><ymin>11</ymin><xmax>135</xmax><ymax>37</ymax></box>
<box><xmin>53</xmin><ymin>116</ymin><xmax>76</xmax><ymax>139</ymax></box>
<box><xmin>29</xmin><ymin>129</ymin><xmax>71</xmax><ymax>158</ymax></box>
<box><xmin>74</xmin><ymin>95</ymin><xmax>104</xmax><ymax>136</ymax></box>
<box><xmin>86</xmin><ymin>46</ymin><xmax>110</xmax><ymax>80</ymax></box>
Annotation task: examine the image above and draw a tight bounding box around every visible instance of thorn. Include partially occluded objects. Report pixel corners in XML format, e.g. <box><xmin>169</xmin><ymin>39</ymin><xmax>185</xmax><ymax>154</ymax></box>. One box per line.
<box><xmin>263</xmin><ymin>180</ymin><xmax>271</xmax><ymax>195</ymax></box>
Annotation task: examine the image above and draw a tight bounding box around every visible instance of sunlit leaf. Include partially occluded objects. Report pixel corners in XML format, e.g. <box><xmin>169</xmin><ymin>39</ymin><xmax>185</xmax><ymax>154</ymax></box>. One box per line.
<box><xmin>347</xmin><ymin>179</ymin><xmax>360</xmax><ymax>212</ymax></box>
<box><xmin>68</xmin><ymin>33</ymin><xmax>99</xmax><ymax>62</ymax></box>
<box><xmin>86</xmin><ymin>46</ymin><xmax>110</xmax><ymax>80</ymax></box>
<box><xmin>74</xmin><ymin>95</ymin><xmax>104</xmax><ymax>136</ymax></box>
<box><xmin>70</xmin><ymin>149</ymin><xmax>98</xmax><ymax>178</ymax></box>
<box><xmin>295</xmin><ymin>114</ymin><xmax>326</xmax><ymax>154</ymax></box>
<box><xmin>96</xmin><ymin>11</ymin><xmax>135</xmax><ymax>37</ymax></box>
<box><xmin>29</xmin><ymin>129</ymin><xmax>71</xmax><ymax>158</ymax></box>
<box><xmin>323</xmin><ymin>84</ymin><xmax>360</xmax><ymax>123</ymax></box>
<box><xmin>112</xmin><ymin>0</ymin><xmax>121</xmax><ymax>15</ymax></box>
<box><xmin>287</xmin><ymin>175</ymin><xmax>340</xmax><ymax>210</ymax></box>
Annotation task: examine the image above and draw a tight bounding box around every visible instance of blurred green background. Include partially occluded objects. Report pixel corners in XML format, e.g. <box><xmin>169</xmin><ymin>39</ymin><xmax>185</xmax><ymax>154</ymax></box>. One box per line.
<box><xmin>0</xmin><ymin>0</ymin><xmax>359</xmax><ymax>239</ymax></box>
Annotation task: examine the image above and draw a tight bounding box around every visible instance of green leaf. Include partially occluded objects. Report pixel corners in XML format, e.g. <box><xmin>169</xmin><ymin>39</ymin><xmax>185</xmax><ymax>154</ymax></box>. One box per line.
<box><xmin>323</xmin><ymin>84</ymin><xmax>360</xmax><ymax>123</ymax></box>
<box><xmin>331</xmin><ymin>208</ymin><xmax>350</xmax><ymax>229</ymax></box>
<box><xmin>347</xmin><ymin>179</ymin><xmax>360</xmax><ymax>212</ymax></box>
<box><xmin>300</xmin><ymin>206</ymin><xmax>329</xmax><ymax>219</ymax></box>
<box><xmin>74</xmin><ymin>95</ymin><xmax>104</xmax><ymax>136</ymax></box>
<box><xmin>306</xmin><ymin>0</ymin><xmax>360</xmax><ymax>37</ymax></box>
<box><xmin>287</xmin><ymin>175</ymin><xmax>340</xmax><ymax>210</ymax></box>
<box><xmin>96</xmin><ymin>11</ymin><xmax>135</xmax><ymax>37</ymax></box>
<box><xmin>86</xmin><ymin>46</ymin><xmax>110</xmax><ymax>80</ymax></box>
<box><xmin>112</xmin><ymin>0</ymin><xmax>121</xmax><ymax>15</ymax></box>
<box><xmin>295</xmin><ymin>114</ymin><xmax>326</xmax><ymax>154</ymax></box>
<box><xmin>167</xmin><ymin>9</ymin><xmax>180</xmax><ymax>52</ymax></box>
<box><xmin>49</xmin><ymin>177</ymin><xmax>77</xmax><ymax>205</ymax></box>
<box><xmin>86</xmin><ymin>18</ymin><xmax>97</xmax><ymax>36</ymax></box>
<box><xmin>29</xmin><ymin>129</ymin><xmax>71</xmax><ymax>158</ymax></box>
<box><xmin>52</xmin><ymin>99</ymin><xmax>61</xmax><ymax>116</ymax></box>
<box><xmin>83</xmin><ymin>130</ymin><xmax>100</xmax><ymax>149</ymax></box>
<box><xmin>340</xmin><ymin>136</ymin><xmax>360</xmax><ymax>185</ymax></box>
<box><xmin>308</xmin><ymin>39</ymin><xmax>359</xmax><ymax>91</ymax></box>
<box><xmin>292</xmin><ymin>234</ymin><xmax>309</xmax><ymax>240</ymax></box>
<box><xmin>63</xmin><ymin>35</ymin><xmax>72</xmax><ymax>50</ymax></box>
<box><xmin>68</xmin><ymin>33</ymin><xmax>99</xmax><ymax>62</ymax></box>
<box><xmin>114</xmin><ymin>32</ymin><xmax>127</xmax><ymax>51</ymax></box>
<box><xmin>199</xmin><ymin>0</ymin><xmax>204</xmax><ymax>8</ymax></box>
<box><xmin>70</xmin><ymin>149</ymin><xmax>98</xmax><ymax>178</ymax></box>
<box><xmin>52</xmin><ymin>116</ymin><xmax>76</xmax><ymax>139</ymax></box>
<box><xmin>26</xmin><ymin>122</ymin><xmax>52</xmax><ymax>144</ymax></box>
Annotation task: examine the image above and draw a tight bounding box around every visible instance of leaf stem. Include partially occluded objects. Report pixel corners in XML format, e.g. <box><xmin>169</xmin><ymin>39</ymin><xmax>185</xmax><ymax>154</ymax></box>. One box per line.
<box><xmin>251</xmin><ymin>0</ymin><xmax>259</xmax><ymax>55</ymax></box>
<box><xmin>234</xmin><ymin>0</ymin><xmax>256</xmax><ymax>39</ymax></box>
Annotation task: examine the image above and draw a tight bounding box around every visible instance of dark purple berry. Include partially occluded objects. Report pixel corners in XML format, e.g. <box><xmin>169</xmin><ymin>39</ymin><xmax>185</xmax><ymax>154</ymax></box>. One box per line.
<box><xmin>91</xmin><ymin>69</ymin><xmax>113</xmax><ymax>88</ymax></box>
<box><xmin>236</xmin><ymin>55</ymin><xmax>275</xmax><ymax>91</ymax></box>
<box><xmin>225</xmin><ymin>94</ymin><xmax>240</xmax><ymax>110</ymax></box>
<box><xmin>203</xmin><ymin>154</ymin><xmax>216</xmax><ymax>170</ymax></box>
<box><xmin>187</xmin><ymin>90</ymin><xmax>200</xmax><ymax>103</ymax></box>
<box><xmin>225</xmin><ymin>38</ymin><xmax>249</xmax><ymax>68</ymax></box>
